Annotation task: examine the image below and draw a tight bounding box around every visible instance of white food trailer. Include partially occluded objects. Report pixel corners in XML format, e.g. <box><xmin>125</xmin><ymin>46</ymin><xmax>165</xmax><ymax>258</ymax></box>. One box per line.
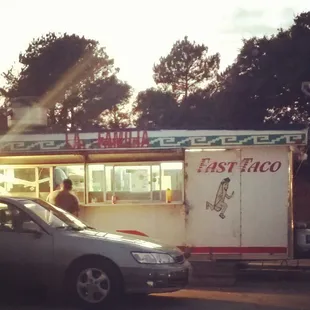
<box><xmin>0</xmin><ymin>128</ymin><xmax>307</xmax><ymax>261</ymax></box>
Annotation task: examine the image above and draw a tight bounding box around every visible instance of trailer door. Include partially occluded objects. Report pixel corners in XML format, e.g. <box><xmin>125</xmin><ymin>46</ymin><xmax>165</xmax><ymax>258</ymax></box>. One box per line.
<box><xmin>240</xmin><ymin>147</ymin><xmax>289</xmax><ymax>259</ymax></box>
<box><xmin>185</xmin><ymin>149</ymin><xmax>241</xmax><ymax>259</ymax></box>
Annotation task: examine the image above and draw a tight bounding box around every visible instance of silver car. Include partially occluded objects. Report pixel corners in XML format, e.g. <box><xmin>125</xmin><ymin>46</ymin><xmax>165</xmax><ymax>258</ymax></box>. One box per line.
<box><xmin>0</xmin><ymin>197</ymin><xmax>190</xmax><ymax>308</ymax></box>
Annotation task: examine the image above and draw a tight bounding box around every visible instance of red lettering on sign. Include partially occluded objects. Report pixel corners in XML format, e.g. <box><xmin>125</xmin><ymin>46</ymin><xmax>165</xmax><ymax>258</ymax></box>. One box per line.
<box><xmin>74</xmin><ymin>133</ymin><xmax>84</xmax><ymax>149</ymax></box>
<box><xmin>197</xmin><ymin>159</ymin><xmax>241</xmax><ymax>173</ymax></box>
<box><xmin>124</xmin><ymin>131</ymin><xmax>131</xmax><ymax>147</ymax></box>
<box><xmin>227</xmin><ymin>162</ymin><xmax>238</xmax><ymax>173</ymax></box>
<box><xmin>97</xmin><ymin>130</ymin><xmax>149</xmax><ymax>148</ymax></box>
<box><xmin>197</xmin><ymin>158</ymin><xmax>210</xmax><ymax>173</ymax></box>
<box><xmin>65</xmin><ymin>133</ymin><xmax>85</xmax><ymax>149</ymax></box>
<box><xmin>248</xmin><ymin>161</ymin><xmax>260</xmax><ymax>173</ymax></box>
<box><xmin>141</xmin><ymin>130</ymin><xmax>149</xmax><ymax>147</ymax></box>
<box><xmin>197</xmin><ymin>157</ymin><xmax>282</xmax><ymax>173</ymax></box>
<box><xmin>240</xmin><ymin>158</ymin><xmax>252</xmax><ymax>172</ymax></box>
<box><xmin>217</xmin><ymin>162</ymin><xmax>226</xmax><ymax>173</ymax></box>
<box><xmin>259</xmin><ymin>161</ymin><xmax>271</xmax><ymax>172</ymax></box>
<box><xmin>206</xmin><ymin>162</ymin><xmax>217</xmax><ymax>173</ymax></box>
<box><xmin>65</xmin><ymin>131</ymin><xmax>149</xmax><ymax>149</ymax></box>
<box><xmin>112</xmin><ymin>132</ymin><xmax>123</xmax><ymax>147</ymax></box>
<box><xmin>270</xmin><ymin>161</ymin><xmax>281</xmax><ymax>172</ymax></box>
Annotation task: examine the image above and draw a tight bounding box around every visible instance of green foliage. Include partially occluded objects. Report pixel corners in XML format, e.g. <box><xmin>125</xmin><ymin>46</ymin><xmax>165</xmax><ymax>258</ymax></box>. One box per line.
<box><xmin>2</xmin><ymin>32</ymin><xmax>131</xmax><ymax>131</ymax></box>
<box><xmin>216</xmin><ymin>12</ymin><xmax>310</xmax><ymax>128</ymax></box>
<box><xmin>134</xmin><ymin>88</ymin><xmax>178</xmax><ymax>129</ymax></box>
<box><xmin>4</xmin><ymin>11</ymin><xmax>310</xmax><ymax>132</ymax></box>
<box><xmin>153</xmin><ymin>36</ymin><xmax>220</xmax><ymax>102</ymax></box>
<box><xmin>135</xmin><ymin>37</ymin><xmax>219</xmax><ymax>129</ymax></box>
<box><xmin>134</xmin><ymin>86</ymin><xmax>217</xmax><ymax>130</ymax></box>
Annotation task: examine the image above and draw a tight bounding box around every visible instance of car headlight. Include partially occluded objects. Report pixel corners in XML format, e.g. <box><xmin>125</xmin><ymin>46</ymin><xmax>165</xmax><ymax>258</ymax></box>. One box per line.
<box><xmin>132</xmin><ymin>252</ymin><xmax>175</xmax><ymax>264</ymax></box>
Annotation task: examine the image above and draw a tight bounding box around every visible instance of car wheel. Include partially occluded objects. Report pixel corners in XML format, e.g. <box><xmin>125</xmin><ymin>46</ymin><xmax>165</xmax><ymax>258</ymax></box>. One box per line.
<box><xmin>67</xmin><ymin>259</ymin><xmax>122</xmax><ymax>309</ymax></box>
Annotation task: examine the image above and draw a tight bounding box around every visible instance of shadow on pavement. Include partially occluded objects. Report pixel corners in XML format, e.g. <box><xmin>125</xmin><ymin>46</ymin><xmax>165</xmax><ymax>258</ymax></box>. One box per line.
<box><xmin>114</xmin><ymin>294</ymin><xmax>303</xmax><ymax>310</ymax></box>
<box><xmin>0</xmin><ymin>289</ymin><xmax>307</xmax><ymax>310</ymax></box>
<box><xmin>190</xmin><ymin>280</ymin><xmax>310</xmax><ymax>295</ymax></box>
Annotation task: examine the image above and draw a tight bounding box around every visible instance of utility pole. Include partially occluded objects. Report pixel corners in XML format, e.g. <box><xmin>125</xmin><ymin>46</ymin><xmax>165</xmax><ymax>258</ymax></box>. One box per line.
<box><xmin>300</xmin><ymin>82</ymin><xmax>309</xmax><ymax>161</ymax></box>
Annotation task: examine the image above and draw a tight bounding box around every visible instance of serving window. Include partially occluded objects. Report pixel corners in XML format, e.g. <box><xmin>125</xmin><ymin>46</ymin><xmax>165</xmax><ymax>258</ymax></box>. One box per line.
<box><xmin>0</xmin><ymin>167</ymin><xmax>37</xmax><ymax>197</ymax></box>
<box><xmin>87</xmin><ymin>162</ymin><xmax>184</xmax><ymax>204</ymax></box>
<box><xmin>0</xmin><ymin>165</ymin><xmax>85</xmax><ymax>203</ymax></box>
<box><xmin>0</xmin><ymin>161</ymin><xmax>183</xmax><ymax>205</ymax></box>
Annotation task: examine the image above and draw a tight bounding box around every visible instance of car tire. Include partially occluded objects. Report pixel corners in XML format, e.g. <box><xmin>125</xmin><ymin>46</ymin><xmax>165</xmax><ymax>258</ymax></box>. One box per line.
<box><xmin>67</xmin><ymin>258</ymin><xmax>122</xmax><ymax>309</ymax></box>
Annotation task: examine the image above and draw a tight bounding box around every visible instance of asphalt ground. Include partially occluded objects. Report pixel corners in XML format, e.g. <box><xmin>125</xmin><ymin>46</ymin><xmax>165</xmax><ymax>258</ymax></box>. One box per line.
<box><xmin>1</xmin><ymin>280</ymin><xmax>309</xmax><ymax>310</ymax></box>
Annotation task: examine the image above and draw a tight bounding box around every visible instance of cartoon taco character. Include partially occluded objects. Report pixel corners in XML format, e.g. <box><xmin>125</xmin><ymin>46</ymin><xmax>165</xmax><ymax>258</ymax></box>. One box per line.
<box><xmin>206</xmin><ymin>177</ymin><xmax>234</xmax><ymax>219</ymax></box>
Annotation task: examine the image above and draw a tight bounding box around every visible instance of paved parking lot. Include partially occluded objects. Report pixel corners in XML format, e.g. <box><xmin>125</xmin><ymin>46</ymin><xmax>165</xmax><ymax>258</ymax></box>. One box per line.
<box><xmin>1</xmin><ymin>282</ymin><xmax>310</xmax><ymax>310</ymax></box>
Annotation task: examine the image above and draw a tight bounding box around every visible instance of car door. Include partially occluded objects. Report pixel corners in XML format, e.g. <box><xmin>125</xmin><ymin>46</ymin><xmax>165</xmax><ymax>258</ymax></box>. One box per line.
<box><xmin>0</xmin><ymin>200</ymin><xmax>54</xmax><ymax>288</ymax></box>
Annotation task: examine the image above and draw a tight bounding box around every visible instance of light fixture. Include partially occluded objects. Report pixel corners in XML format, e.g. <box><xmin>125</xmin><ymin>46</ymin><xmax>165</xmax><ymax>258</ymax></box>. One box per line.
<box><xmin>185</xmin><ymin>148</ymin><xmax>227</xmax><ymax>152</ymax></box>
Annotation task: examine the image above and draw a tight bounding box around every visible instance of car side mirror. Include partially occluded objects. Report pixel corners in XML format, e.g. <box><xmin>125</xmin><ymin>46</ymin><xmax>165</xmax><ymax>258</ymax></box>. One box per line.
<box><xmin>22</xmin><ymin>221</ymin><xmax>43</xmax><ymax>237</ymax></box>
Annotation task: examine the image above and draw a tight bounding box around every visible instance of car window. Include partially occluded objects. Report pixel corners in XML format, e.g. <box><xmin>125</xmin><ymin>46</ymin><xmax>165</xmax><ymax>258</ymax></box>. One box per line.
<box><xmin>21</xmin><ymin>199</ymin><xmax>88</xmax><ymax>231</ymax></box>
<box><xmin>24</xmin><ymin>201</ymin><xmax>69</xmax><ymax>229</ymax></box>
<box><xmin>0</xmin><ymin>202</ymin><xmax>38</xmax><ymax>233</ymax></box>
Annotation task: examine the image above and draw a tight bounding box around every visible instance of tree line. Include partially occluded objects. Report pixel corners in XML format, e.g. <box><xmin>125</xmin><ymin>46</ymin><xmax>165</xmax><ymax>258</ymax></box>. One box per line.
<box><xmin>1</xmin><ymin>12</ymin><xmax>310</xmax><ymax>132</ymax></box>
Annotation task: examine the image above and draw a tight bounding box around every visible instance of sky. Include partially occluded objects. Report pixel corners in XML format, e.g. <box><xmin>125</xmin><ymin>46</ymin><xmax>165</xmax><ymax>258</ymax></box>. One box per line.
<box><xmin>0</xmin><ymin>0</ymin><xmax>309</xmax><ymax>93</ymax></box>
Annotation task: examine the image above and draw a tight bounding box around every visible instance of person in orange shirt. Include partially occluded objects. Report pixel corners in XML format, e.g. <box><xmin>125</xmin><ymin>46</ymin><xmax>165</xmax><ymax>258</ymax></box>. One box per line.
<box><xmin>47</xmin><ymin>179</ymin><xmax>80</xmax><ymax>216</ymax></box>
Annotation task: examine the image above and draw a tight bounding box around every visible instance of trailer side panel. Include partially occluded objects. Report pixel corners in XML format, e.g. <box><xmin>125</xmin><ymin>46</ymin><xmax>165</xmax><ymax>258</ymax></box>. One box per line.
<box><xmin>185</xmin><ymin>146</ymin><xmax>290</xmax><ymax>260</ymax></box>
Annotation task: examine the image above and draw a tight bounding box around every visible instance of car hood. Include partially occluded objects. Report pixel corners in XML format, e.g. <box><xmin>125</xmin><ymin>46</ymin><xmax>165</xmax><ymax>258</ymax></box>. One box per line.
<box><xmin>67</xmin><ymin>228</ymin><xmax>182</xmax><ymax>255</ymax></box>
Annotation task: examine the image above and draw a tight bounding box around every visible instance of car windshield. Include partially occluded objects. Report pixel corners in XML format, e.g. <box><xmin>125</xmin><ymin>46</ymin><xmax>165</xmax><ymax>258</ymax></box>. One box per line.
<box><xmin>20</xmin><ymin>199</ymin><xmax>90</xmax><ymax>231</ymax></box>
